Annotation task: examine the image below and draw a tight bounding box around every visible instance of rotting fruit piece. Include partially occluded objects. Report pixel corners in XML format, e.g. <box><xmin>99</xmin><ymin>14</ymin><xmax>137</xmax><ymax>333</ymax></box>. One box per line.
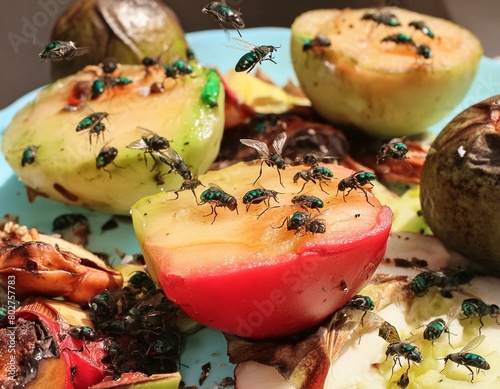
<box><xmin>90</xmin><ymin>372</ymin><xmax>182</xmax><ymax>388</ymax></box>
<box><xmin>0</xmin><ymin>222</ymin><xmax>122</xmax><ymax>303</ymax></box>
<box><xmin>2</xmin><ymin>63</ymin><xmax>224</xmax><ymax>214</ymax></box>
<box><xmin>420</xmin><ymin>95</ymin><xmax>500</xmax><ymax>270</ymax></box>
<box><xmin>131</xmin><ymin>162</ymin><xmax>392</xmax><ymax>339</ymax></box>
<box><xmin>290</xmin><ymin>8</ymin><xmax>483</xmax><ymax>138</ymax></box>
<box><xmin>0</xmin><ymin>298</ymin><xmax>109</xmax><ymax>389</ymax></box>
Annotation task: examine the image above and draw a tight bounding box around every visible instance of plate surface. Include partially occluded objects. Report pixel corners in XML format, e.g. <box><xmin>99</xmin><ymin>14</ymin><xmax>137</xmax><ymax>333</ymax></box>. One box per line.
<box><xmin>1</xmin><ymin>27</ymin><xmax>500</xmax><ymax>387</ymax></box>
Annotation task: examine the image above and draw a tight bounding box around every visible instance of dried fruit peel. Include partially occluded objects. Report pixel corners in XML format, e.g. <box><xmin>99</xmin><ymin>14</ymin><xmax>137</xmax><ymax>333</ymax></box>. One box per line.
<box><xmin>0</xmin><ymin>223</ymin><xmax>122</xmax><ymax>303</ymax></box>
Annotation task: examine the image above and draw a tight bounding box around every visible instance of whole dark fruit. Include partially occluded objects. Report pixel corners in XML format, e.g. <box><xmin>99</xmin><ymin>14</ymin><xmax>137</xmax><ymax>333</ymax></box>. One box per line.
<box><xmin>50</xmin><ymin>0</ymin><xmax>188</xmax><ymax>80</ymax></box>
<box><xmin>420</xmin><ymin>96</ymin><xmax>500</xmax><ymax>269</ymax></box>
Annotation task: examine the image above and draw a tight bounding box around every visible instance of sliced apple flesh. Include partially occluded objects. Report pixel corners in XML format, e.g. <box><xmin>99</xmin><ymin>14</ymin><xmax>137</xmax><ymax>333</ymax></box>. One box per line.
<box><xmin>1</xmin><ymin>63</ymin><xmax>225</xmax><ymax>214</ymax></box>
<box><xmin>132</xmin><ymin>162</ymin><xmax>392</xmax><ymax>338</ymax></box>
<box><xmin>290</xmin><ymin>8</ymin><xmax>483</xmax><ymax>138</ymax></box>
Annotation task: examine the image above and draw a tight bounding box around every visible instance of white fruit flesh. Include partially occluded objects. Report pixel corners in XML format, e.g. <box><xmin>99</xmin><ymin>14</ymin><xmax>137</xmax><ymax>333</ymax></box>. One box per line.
<box><xmin>233</xmin><ymin>233</ymin><xmax>500</xmax><ymax>388</ymax></box>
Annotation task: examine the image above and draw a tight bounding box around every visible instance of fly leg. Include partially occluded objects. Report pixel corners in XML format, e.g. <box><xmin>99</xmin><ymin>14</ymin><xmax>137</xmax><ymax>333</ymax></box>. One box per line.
<box><xmin>318</xmin><ymin>179</ymin><xmax>330</xmax><ymax>195</ymax></box>
<box><xmin>203</xmin><ymin>204</ymin><xmax>219</xmax><ymax>224</ymax></box>
<box><xmin>253</xmin><ymin>160</ymin><xmax>265</xmax><ymax>185</ymax></box>
<box><xmin>276</xmin><ymin>167</ymin><xmax>284</xmax><ymax>188</ymax></box>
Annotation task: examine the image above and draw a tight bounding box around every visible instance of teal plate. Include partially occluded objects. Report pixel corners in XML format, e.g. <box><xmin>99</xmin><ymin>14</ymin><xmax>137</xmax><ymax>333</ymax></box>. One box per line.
<box><xmin>1</xmin><ymin>27</ymin><xmax>500</xmax><ymax>387</ymax></box>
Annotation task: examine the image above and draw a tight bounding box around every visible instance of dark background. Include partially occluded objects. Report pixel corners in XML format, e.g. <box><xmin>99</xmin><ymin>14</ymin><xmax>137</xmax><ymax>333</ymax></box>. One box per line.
<box><xmin>0</xmin><ymin>0</ymin><xmax>498</xmax><ymax>109</ymax></box>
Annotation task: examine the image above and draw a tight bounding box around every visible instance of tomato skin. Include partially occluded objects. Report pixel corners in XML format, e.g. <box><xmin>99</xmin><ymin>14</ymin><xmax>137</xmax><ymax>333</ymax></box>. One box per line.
<box><xmin>158</xmin><ymin>206</ymin><xmax>392</xmax><ymax>339</ymax></box>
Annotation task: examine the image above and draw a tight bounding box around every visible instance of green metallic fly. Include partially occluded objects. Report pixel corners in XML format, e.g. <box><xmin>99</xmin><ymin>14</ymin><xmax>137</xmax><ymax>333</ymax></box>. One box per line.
<box><xmin>381</xmin><ymin>34</ymin><xmax>432</xmax><ymax>60</ymax></box>
<box><xmin>199</xmin><ymin>184</ymin><xmax>239</xmax><ymax>224</ymax></box>
<box><xmin>291</xmin><ymin>195</ymin><xmax>324</xmax><ymax>212</ymax></box>
<box><xmin>242</xmin><ymin>187</ymin><xmax>280</xmax><ymax>218</ymax></box>
<box><xmin>342</xmin><ymin>294</ymin><xmax>375</xmax><ymax>326</ymax></box>
<box><xmin>441</xmin><ymin>335</ymin><xmax>490</xmax><ymax>382</ymax></box>
<box><xmin>21</xmin><ymin>145</ymin><xmax>38</xmax><ymax>167</ymax></box>
<box><xmin>461</xmin><ymin>298</ymin><xmax>500</xmax><ymax>334</ymax></box>
<box><xmin>96</xmin><ymin>144</ymin><xmax>122</xmax><ymax>178</ymax></box>
<box><xmin>68</xmin><ymin>325</ymin><xmax>96</xmax><ymax>341</ymax></box>
<box><xmin>202</xmin><ymin>1</ymin><xmax>245</xmax><ymax>37</ymax></box>
<box><xmin>164</xmin><ymin>60</ymin><xmax>194</xmax><ymax>79</ymax></box>
<box><xmin>376</xmin><ymin>138</ymin><xmax>409</xmax><ymax>163</ymax></box>
<box><xmin>422</xmin><ymin>305</ymin><xmax>460</xmax><ymax>346</ymax></box>
<box><xmin>91</xmin><ymin>60</ymin><xmax>133</xmax><ymax>100</ymax></box>
<box><xmin>274</xmin><ymin>211</ymin><xmax>326</xmax><ymax>235</ymax></box>
<box><xmin>293</xmin><ymin>166</ymin><xmax>333</xmax><ymax>195</ymax></box>
<box><xmin>39</xmin><ymin>40</ymin><xmax>88</xmax><ymax>61</ymax></box>
<box><xmin>233</xmin><ymin>38</ymin><xmax>280</xmax><ymax>73</ymax></box>
<box><xmin>381</xmin><ymin>33</ymin><xmax>415</xmax><ymax>46</ymax></box>
<box><xmin>76</xmin><ymin>112</ymin><xmax>109</xmax><ymax>132</ymax></box>
<box><xmin>378</xmin><ymin>320</ymin><xmax>423</xmax><ymax>379</ymax></box>
<box><xmin>409</xmin><ymin>21</ymin><xmax>435</xmax><ymax>39</ymax></box>
<box><xmin>361</xmin><ymin>9</ymin><xmax>401</xmax><ymax>27</ymax></box>
<box><xmin>75</xmin><ymin>112</ymin><xmax>110</xmax><ymax>146</ymax></box>
<box><xmin>302</xmin><ymin>33</ymin><xmax>331</xmax><ymax>52</ymax></box>
<box><xmin>337</xmin><ymin>171</ymin><xmax>376</xmax><ymax>206</ymax></box>
<box><xmin>409</xmin><ymin>269</ymin><xmax>449</xmax><ymax>297</ymax></box>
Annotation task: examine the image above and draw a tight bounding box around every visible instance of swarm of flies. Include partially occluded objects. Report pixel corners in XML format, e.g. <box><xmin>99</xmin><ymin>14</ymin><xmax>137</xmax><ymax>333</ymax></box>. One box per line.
<box><xmin>84</xmin><ymin>272</ymin><xmax>182</xmax><ymax>378</ymax></box>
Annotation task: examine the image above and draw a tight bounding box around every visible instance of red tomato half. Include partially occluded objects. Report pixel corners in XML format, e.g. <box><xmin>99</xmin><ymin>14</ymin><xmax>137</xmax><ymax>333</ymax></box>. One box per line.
<box><xmin>132</xmin><ymin>162</ymin><xmax>392</xmax><ymax>338</ymax></box>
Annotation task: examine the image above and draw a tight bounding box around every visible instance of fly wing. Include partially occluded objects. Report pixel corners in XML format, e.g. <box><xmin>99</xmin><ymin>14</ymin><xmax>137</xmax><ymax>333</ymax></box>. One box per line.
<box><xmin>74</xmin><ymin>47</ymin><xmax>90</xmax><ymax>57</ymax></box>
<box><xmin>461</xmin><ymin>335</ymin><xmax>485</xmax><ymax>353</ymax></box>
<box><xmin>310</xmin><ymin>208</ymin><xmax>330</xmax><ymax>222</ymax></box>
<box><xmin>363</xmin><ymin>313</ymin><xmax>400</xmax><ymax>343</ymax></box>
<box><xmin>240</xmin><ymin>139</ymin><xmax>270</xmax><ymax>159</ymax></box>
<box><xmin>207</xmin><ymin>182</ymin><xmax>227</xmax><ymax>192</ymax></box>
<box><xmin>378</xmin><ymin>321</ymin><xmax>401</xmax><ymax>343</ymax></box>
<box><xmin>161</xmin><ymin>147</ymin><xmax>184</xmax><ymax>165</ymax></box>
<box><xmin>405</xmin><ymin>332</ymin><xmax>422</xmax><ymax>344</ymax></box>
<box><xmin>232</xmin><ymin>37</ymin><xmax>257</xmax><ymax>50</ymax></box>
<box><xmin>272</xmin><ymin>132</ymin><xmax>287</xmax><ymax>154</ymax></box>
<box><xmin>136</xmin><ymin>126</ymin><xmax>158</xmax><ymax>137</ymax></box>
<box><xmin>150</xmin><ymin>149</ymin><xmax>177</xmax><ymax>168</ymax></box>
<box><xmin>446</xmin><ymin>304</ymin><xmax>461</xmax><ymax>325</ymax></box>
<box><xmin>126</xmin><ymin>138</ymin><xmax>149</xmax><ymax>150</ymax></box>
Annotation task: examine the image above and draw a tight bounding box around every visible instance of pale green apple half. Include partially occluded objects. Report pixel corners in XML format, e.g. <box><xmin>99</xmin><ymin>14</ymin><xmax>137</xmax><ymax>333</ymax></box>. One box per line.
<box><xmin>1</xmin><ymin>63</ymin><xmax>224</xmax><ymax>214</ymax></box>
<box><xmin>291</xmin><ymin>8</ymin><xmax>483</xmax><ymax>138</ymax></box>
